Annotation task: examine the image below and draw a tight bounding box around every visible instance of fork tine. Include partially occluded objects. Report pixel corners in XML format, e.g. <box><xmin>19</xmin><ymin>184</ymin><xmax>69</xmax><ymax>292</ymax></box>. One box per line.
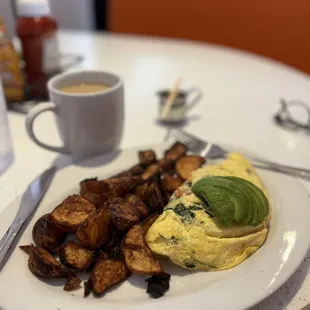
<box><xmin>173</xmin><ymin>130</ymin><xmax>206</xmax><ymax>153</ymax></box>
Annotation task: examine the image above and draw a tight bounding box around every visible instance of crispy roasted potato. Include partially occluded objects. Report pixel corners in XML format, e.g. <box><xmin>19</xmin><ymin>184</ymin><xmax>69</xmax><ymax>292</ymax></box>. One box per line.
<box><xmin>108</xmin><ymin>197</ymin><xmax>140</xmax><ymax>231</ymax></box>
<box><xmin>141</xmin><ymin>164</ymin><xmax>163</xmax><ymax>181</ymax></box>
<box><xmin>22</xmin><ymin>245</ymin><xmax>68</xmax><ymax>278</ymax></box>
<box><xmin>125</xmin><ymin>194</ymin><xmax>148</xmax><ymax>219</ymax></box>
<box><xmin>85</xmin><ymin>258</ymin><xmax>130</xmax><ymax>296</ymax></box>
<box><xmin>64</xmin><ymin>275</ymin><xmax>82</xmax><ymax>291</ymax></box>
<box><xmin>164</xmin><ymin>142</ymin><xmax>188</xmax><ymax>161</ymax></box>
<box><xmin>122</xmin><ymin>224</ymin><xmax>163</xmax><ymax>275</ymax></box>
<box><xmin>20</xmin><ymin>244</ymin><xmax>33</xmax><ymax>255</ymax></box>
<box><xmin>138</xmin><ymin>150</ymin><xmax>157</xmax><ymax>166</ymax></box>
<box><xmin>80</xmin><ymin>176</ymin><xmax>142</xmax><ymax>208</ymax></box>
<box><xmin>76</xmin><ymin>206</ymin><xmax>111</xmax><ymax>249</ymax></box>
<box><xmin>129</xmin><ymin>163</ymin><xmax>145</xmax><ymax>175</ymax></box>
<box><xmin>49</xmin><ymin>195</ymin><xmax>96</xmax><ymax>232</ymax></box>
<box><xmin>32</xmin><ymin>214</ymin><xmax>66</xmax><ymax>252</ymax></box>
<box><xmin>161</xmin><ymin>173</ymin><xmax>183</xmax><ymax>193</ymax></box>
<box><xmin>111</xmin><ymin>163</ymin><xmax>145</xmax><ymax>179</ymax></box>
<box><xmin>102</xmin><ymin>232</ymin><xmax>122</xmax><ymax>258</ymax></box>
<box><xmin>141</xmin><ymin>213</ymin><xmax>160</xmax><ymax>234</ymax></box>
<box><xmin>176</xmin><ymin>155</ymin><xmax>205</xmax><ymax>180</ymax></box>
<box><xmin>157</xmin><ymin>158</ymin><xmax>175</xmax><ymax>172</ymax></box>
<box><xmin>135</xmin><ymin>179</ymin><xmax>165</xmax><ymax>213</ymax></box>
<box><xmin>111</xmin><ymin>170</ymin><xmax>132</xmax><ymax>178</ymax></box>
<box><xmin>59</xmin><ymin>241</ymin><xmax>94</xmax><ymax>272</ymax></box>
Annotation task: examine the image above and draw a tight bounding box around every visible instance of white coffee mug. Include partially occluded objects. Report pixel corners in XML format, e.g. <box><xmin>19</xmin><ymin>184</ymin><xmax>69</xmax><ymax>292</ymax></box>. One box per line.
<box><xmin>25</xmin><ymin>71</ymin><xmax>124</xmax><ymax>161</ymax></box>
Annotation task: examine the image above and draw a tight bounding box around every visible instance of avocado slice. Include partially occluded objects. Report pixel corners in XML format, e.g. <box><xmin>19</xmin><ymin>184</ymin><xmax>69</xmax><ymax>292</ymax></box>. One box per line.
<box><xmin>226</xmin><ymin>177</ymin><xmax>269</xmax><ymax>223</ymax></box>
<box><xmin>192</xmin><ymin>177</ymin><xmax>251</xmax><ymax>225</ymax></box>
<box><xmin>192</xmin><ymin>176</ymin><xmax>269</xmax><ymax>226</ymax></box>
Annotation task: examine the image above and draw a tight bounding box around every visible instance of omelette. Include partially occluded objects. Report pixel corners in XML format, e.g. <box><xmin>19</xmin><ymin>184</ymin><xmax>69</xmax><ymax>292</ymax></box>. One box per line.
<box><xmin>146</xmin><ymin>153</ymin><xmax>271</xmax><ymax>271</ymax></box>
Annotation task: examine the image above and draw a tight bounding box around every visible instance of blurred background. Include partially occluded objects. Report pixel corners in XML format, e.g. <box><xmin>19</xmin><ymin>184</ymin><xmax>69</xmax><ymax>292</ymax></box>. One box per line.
<box><xmin>1</xmin><ymin>0</ymin><xmax>310</xmax><ymax>74</ymax></box>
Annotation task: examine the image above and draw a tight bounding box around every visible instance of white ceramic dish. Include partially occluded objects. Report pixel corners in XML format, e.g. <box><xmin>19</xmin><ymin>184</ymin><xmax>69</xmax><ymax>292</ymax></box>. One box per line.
<box><xmin>0</xmin><ymin>144</ymin><xmax>309</xmax><ymax>310</ymax></box>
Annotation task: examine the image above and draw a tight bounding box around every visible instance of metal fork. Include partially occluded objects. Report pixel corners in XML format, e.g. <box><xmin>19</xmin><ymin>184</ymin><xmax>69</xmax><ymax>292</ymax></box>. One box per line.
<box><xmin>173</xmin><ymin>130</ymin><xmax>310</xmax><ymax>181</ymax></box>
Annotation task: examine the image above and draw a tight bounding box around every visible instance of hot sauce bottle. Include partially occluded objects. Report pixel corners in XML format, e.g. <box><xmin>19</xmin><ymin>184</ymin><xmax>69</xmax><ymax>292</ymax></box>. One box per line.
<box><xmin>16</xmin><ymin>0</ymin><xmax>59</xmax><ymax>97</ymax></box>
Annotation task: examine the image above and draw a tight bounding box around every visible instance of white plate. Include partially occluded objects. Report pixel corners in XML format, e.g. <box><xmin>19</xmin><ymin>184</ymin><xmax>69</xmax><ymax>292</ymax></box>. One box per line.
<box><xmin>0</xmin><ymin>144</ymin><xmax>309</xmax><ymax>310</ymax></box>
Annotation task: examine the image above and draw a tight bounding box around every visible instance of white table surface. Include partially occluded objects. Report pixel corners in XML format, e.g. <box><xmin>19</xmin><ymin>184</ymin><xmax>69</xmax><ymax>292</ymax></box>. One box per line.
<box><xmin>1</xmin><ymin>30</ymin><xmax>310</xmax><ymax>310</ymax></box>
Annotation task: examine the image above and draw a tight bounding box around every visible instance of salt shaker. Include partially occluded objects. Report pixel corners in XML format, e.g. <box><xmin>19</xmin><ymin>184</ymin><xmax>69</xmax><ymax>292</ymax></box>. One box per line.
<box><xmin>0</xmin><ymin>81</ymin><xmax>14</xmax><ymax>174</ymax></box>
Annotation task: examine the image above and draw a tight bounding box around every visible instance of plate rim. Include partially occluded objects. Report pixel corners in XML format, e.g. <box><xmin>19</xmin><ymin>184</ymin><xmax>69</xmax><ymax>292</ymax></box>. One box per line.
<box><xmin>0</xmin><ymin>143</ymin><xmax>309</xmax><ymax>310</ymax></box>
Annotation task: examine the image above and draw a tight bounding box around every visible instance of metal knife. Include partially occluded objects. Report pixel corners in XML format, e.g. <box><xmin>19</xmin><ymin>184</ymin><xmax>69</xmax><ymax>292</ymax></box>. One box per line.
<box><xmin>0</xmin><ymin>166</ymin><xmax>56</xmax><ymax>270</ymax></box>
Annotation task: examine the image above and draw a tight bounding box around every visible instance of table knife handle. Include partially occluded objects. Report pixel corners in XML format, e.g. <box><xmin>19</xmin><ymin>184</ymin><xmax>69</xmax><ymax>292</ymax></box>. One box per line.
<box><xmin>0</xmin><ymin>222</ymin><xmax>23</xmax><ymax>270</ymax></box>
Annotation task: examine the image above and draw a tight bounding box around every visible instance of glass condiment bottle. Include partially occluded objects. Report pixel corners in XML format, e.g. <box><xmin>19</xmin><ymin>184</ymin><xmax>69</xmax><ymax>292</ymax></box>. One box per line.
<box><xmin>16</xmin><ymin>0</ymin><xmax>59</xmax><ymax>98</ymax></box>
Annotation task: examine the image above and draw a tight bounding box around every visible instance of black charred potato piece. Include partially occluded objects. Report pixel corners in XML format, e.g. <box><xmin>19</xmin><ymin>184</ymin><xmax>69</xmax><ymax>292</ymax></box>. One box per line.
<box><xmin>146</xmin><ymin>273</ymin><xmax>171</xmax><ymax>299</ymax></box>
<box><xmin>176</xmin><ymin>155</ymin><xmax>205</xmax><ymax>180</ymax></box>
<box><xmin>157</xmin><ymin>158</ymin><xmax>175</xmax><ymax>172</ymax></box>
<box><xmin>49</xmin><ymin>195</ymin><xmax>96</xmax><ymax>232</ymax></box>
<box><xmin>108</xmin><ymin>197</ymin><xmax>140</xmax><ymax>231</ymax></box>
<box><xmin>125</xmin><ymin>194</ymin><xmax>148</xmax><ymax>219</ymax></box>
<box><xmin>76</xmin><ymin>206</ymin><xmax>111</xmax><ymax>250</ymax></box>
<box><xmin>85</xmin><ymin>258</ymin><xmax>130</xmax><ymax>296</ymax></box>
<box><xmin>141</xmin><ymin>164</ymin><xmax>163</xmax><ymax>181</ymax></box>
<box><xmin>32</xmin><ymin>214</ymin><xmax>66</xmax><ymax>251</ymax></box>
<box><xmin>102</xmin><ymin>232</ymin><xmax>122</xmax><ymax>258</ymax></box>
<box><xmin>122</xmin><ymin>224</ymin><xmax>163</xmax><ymax>275</ymax></box>
<box><xmin>59</xmin><ymin>241</ymin><xmax>94</xmax><ymax>271</ymax></box>
<box><xmin>141</xmin><ymin>213</ymin><xmax>160</xmax><ymax>234</ymax></box>
<box><xmin>161</xmin><ymin>173</ymin><xmax>184</xmax><ymax>193</ymax></box>
<box><xmin>138</xmin><ymin>150</ymin><xmax>157</xmax><ymax>166</ymax></box>
<box><xmin>64</xmin><ymin>275</ymin><xmax>82</xmax><ymax>291</ymax></box>
<box><xmin>22</xmin><ymin>245</ymin><xmax>68</xmax><ymax>278</ymax></box>
<box><xmin>135</xmin><ymin>179</ymin><xmax>165</xmax><ymax>213</ymax></box>
<box><xmin>164</xmin><ymin>142</ymin><xmax>188</xmax><ymax>161</ymax></box>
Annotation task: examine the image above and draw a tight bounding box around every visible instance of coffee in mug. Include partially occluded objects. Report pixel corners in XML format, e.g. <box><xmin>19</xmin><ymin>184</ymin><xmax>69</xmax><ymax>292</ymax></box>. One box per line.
<box><xmin>25</xmin><ymin>71</ymin><xmax>124</xmax><ymax>161</ymax></box>
<box><xmin>60</xmin><ymin>83</ymin><xmax>111</xmax><ymax>94</ymax></box>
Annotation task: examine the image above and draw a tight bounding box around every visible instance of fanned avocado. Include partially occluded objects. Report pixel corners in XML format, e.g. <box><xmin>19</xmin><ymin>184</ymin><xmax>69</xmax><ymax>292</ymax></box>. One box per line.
<box><xmin>226</xmin><ymin>177</ymin><xmax>269</xmax><ymax>223</ymax></box>
<box><xmin>192</xmin><ymin>176</ymin><xmax>269</xmax><ymax>226</ymax></box>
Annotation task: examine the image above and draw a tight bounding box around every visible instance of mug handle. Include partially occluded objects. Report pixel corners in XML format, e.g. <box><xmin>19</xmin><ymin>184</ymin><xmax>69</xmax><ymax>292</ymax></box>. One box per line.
<box><xmin>25</xmin><ymin>102</ymin><xmax>69</xmax><ymax>154</ymax></box>
<box><xmin>185</xmin><ymin>88</ymin><xmax>203</xmax><ymax>112</ymax></box>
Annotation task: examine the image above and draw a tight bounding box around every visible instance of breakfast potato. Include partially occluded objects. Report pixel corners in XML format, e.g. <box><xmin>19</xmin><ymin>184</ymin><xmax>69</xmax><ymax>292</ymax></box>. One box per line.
<box><xmin>80</xmin><ymin>176</ymin><xmax>142</xmax><ymax>208</ymax></box>
<box><xmin>76</xmin><ymin>206</ymin><xmax>111</xmax><ymax>249</ymax></box>
<box><xmin>21</xmin><ymin>245</ymin><xmax>68</xmax><ymax>278</ymax></box>
<box><xmin>49</xmin><ymin>195</ymin><xmax>96</xmax><ymax>232</ymax></box>
<box><xmin>125</xmin><ymin>194</ymin><xmax>148</xmax><ymax>219</ymax></box>
<box><xmin>142</xmin><ymin>213</ymin><xmax>160</xmax><ymax>234</ymax></box>
<box><xmin>141</xmin><ymin>164</ymin><xmax>163</xmax><ymax>181</ymax></box>
<box><xmin>157</xmin><ymin>158</ymin><xmax>175</xmax><ymax>172</ymax></box>
<box><xmin>161</xmin><ymin>173</ymin><xmax>184</xmax><ymax>193</ymax></box>
<box><xmin>64</xmin><ymin>275</ymin><xmax>82</xmax><ymax>291</ymax></box>
<box><xmin>122</xmin><ymin>224</ymin><xmax>163</xmax><ymax>275</ymax></box>
<box><xmin>102</xmin><ymin>232</ymin><xmax>122</xmax><ymax>258</ymax></box>
<box><xmin>59</xmin><ymin>241</ymin><xmax>94</xmax><ymax>272</ymax></box>
<box><xmin>111</xmin><ymin>163</ymin><xmax>145</xmax><ymax>179</ymax></box>
<box><xmin>85</xmin><ymin>258</ymin><xmax>130</xmax><ymax>296</ymax></box>
<box><xmin>111</xmin><ymin>170</ymin><xmax>132</xmax><ymax>178</ymax></box>
<box><xmin>108</xmin><ymin>197</ymin><xmax>140</xmax><ymax>231</ymax></box>
<box><xmin>135</xmin><ymin>179</ymin><xmax>165</xmax><ymax>213</ymax></box>
<box><xmin>164</xmin><ymin>142</ymin><xmax>188</xmax><ymax>161</ymax></box>
<box><xmin>176</xmin><ymin>155</ymin><xmax>206</xmax><ymax>180</ymax></box>
<box><xmin>32</xmin><ymin>214</ymin><xmax>66</xmax><ymax>252</ymax></box>
<box><xmin>138</xmin><ymin>150</ymin><xmax>157</xmax><ymax>166</ymax></box>
<box><xmin>129</xmin><ymin>163</ymin><xmax>145</xmax><ymax>175</ymax></box>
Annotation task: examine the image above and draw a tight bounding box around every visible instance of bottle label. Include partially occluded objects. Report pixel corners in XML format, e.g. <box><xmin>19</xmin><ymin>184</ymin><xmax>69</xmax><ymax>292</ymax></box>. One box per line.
<box><xmin>43</xmin><ymin>35</ymin><xmax>60</xmax><ymax>72</ymax></box>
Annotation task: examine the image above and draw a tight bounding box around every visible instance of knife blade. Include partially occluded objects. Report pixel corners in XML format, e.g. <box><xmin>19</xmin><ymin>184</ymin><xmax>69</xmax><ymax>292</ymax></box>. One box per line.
<box><xmin>0</xmin><ymin>166</ymin><xmax>56</xmax><ymax>270</ymax></box>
